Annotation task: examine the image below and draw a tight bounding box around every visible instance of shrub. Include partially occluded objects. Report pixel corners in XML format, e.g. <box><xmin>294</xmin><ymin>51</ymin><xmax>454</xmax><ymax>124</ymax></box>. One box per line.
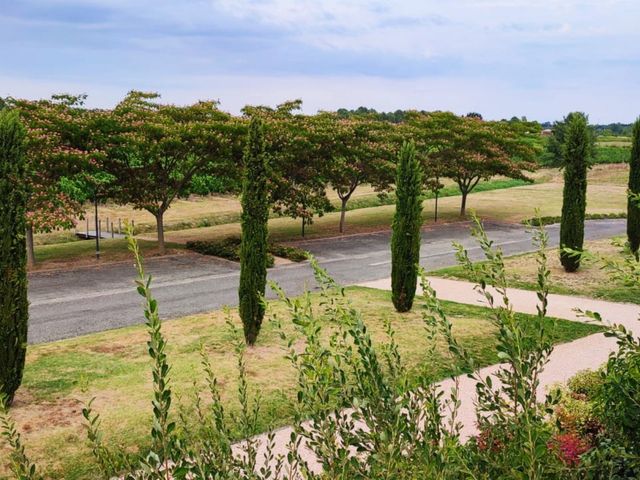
<box><xmin>525</xmin><ymin>212</ymin><xmax>627</xmax><ymax>227</ymax></box>
<box><xmin>595</xmin><ymin>145</ymin><xmax>631</xmax><ymax>164</ymax></box>
<box><xmin>560</xmin><ymin>112</ymin><xmax>592</xmax><ymax>272</ymax></box>
<box><xmin>553</xmin><ymin>387</ymin><xmax>603</xmax><ymax>445</ymax></box>
<box><xmin>186</xmin><ymin>238</ymin><xmax>308</xmax><ymax>266</ymax></box>
<box><xmin>239</xmin><ymin>117</ymin><xmax>270</xmax><ymax>345</ymax></box>
<box><xmin>267</xmin><ymin>243</ymin><xmax>308</xmax><ymax>262</ymax></box>
<box><xmin>597</xmin><ymin>346</ymin><xmax>640</xmax><ymax>447</ymax></box>
<box><xmin>391</xmin><ymin>141</ymin><xmax>423</xmax><ymax>312</ymax></box>
<box><xmin>628</xmin><ymin>118</ymin><xmax>640</xmax><ymax>255</ymax></box>
<box><xmin>568</xmin><ymin>369</ymin><xmax>603</xmax><ymax>398</ymax></box>
<box><xmin>0</xmin><ymin>109</ymin><xmax>28</xmax><ymax>405</ymax></box>
<box><xmin>548</xmin><ymin>432</ymin><xmax>591</xmax><ymax>467</ymax></box>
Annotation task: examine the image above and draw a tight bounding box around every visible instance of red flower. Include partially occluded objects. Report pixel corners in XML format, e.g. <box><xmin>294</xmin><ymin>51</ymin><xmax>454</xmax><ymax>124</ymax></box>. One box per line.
<box><xmin>548</xmin><ymin>432</ymin><xmax>590</xmax><ymax>467</ymax></box>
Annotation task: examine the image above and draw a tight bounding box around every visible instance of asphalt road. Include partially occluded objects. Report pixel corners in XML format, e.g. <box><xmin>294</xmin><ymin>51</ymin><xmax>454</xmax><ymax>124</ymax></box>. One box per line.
<box><xmin>28</xmin><ymin>219</ymin><xmax>626</xmax><ymax>344</ymax></box>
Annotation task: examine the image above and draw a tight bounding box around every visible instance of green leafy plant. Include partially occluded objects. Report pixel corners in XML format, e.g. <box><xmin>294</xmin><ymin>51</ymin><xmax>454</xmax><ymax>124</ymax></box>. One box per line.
<box><xmin>524</xmin><ymin>212</ymin><xmax>627</xmax><ymax>227</ymax></box>
<box><xmin>560</xmin><ymin>112</ymin><xmax>592</xmax><ymax>272</ymax></box>
<box><xmin>0</xmin><ymin>396</ymin><xmax>41</xmax><ymax>480</ymax></box>
<box><xmin>391</xmin><ymin>141</ymin><xmax>423</xmax><ymax>312</ymax></box>
<box><xmin>627</xmin><ymin>118</ymin><xmax>640</xmax><ymax>256</ymax></box>
<box><xmin>0</xmin><ymin>109</ymin><xmax>29</xmax><ymax>404</ymax></box>
<box><xmin>239</xmin><ymin>117</ymin><xmax>270</xmax><ymax>345</ymax></box>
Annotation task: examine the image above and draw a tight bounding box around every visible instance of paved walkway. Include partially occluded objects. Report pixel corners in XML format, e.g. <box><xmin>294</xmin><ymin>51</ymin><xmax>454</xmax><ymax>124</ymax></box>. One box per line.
<box><xmin>237</xmin><ymin>277</ymin><xmax>639</xmax><ymax>473</ymax></box>
<box><xmin>359</xmin><ymin>277</ymin><xmax>640</xmax><ymax>439</ymax></box>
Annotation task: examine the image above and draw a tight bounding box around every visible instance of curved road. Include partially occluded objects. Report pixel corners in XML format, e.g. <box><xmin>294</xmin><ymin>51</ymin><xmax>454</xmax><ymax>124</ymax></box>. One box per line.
<box><xmin>28</xmin><ymin>219</ymin><xmax>626</xmax><ymax>344</ymax></box>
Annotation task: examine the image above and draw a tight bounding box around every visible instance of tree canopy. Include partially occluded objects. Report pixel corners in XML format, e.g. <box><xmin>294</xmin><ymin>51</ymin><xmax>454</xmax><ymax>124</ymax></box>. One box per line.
<box><xmin>103</xmin><ymin>91</ymin><xmax>243</xmax><ymax>252</ymax></box>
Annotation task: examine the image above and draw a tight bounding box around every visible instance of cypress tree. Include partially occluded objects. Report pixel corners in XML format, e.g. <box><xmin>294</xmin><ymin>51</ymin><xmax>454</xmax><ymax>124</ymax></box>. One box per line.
<box><xmin>391</xmin><ymin>141</ymin><xmax>423</xmax><ymax>312</ymax></box>
<box><xmin>559</xmin><ymin>112</ymin><xmax>591</xmax><ymax>272</ymax></box>
<box><xmin>238</xmin><ymin>117</ymin><xmax>269</xmax><ymax>345</ymax></box>
<box><xmin>0</xmin><ymin>109</ymin><xmax>28</xmax><ymax>405</ymax></box>
<box><xmin>627</xmin><ymin>117</ymin><xmax>640</xmax><ymax>256</ymax></box>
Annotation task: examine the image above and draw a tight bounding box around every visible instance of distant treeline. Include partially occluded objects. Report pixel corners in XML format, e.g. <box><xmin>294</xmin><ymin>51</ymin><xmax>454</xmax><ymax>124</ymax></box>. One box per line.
<box><xmin>337</xmin><ymin>107</ymin><xmax>633</xmax><ymax>136</ymax></box>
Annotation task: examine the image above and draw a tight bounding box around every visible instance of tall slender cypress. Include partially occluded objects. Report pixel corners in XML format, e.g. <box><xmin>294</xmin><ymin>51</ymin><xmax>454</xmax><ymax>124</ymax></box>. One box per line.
<box><xmin>559</xmin><ymin>112</ymin><xmax>591</xmax><ymax>272</ymax></box>
<box><xmin>627</xmin><ymin>117</ymin><xmax>640</xmax><ymax>256</ymax></box>
<box><xmin>239</xmin><ymin>117</ymin><xmax>269</xmax><ymax>345</ymax></box>
<box><xmin>391</xmin><ymin>141</ymin><xmax>423</xmax><ymax>312</ymax></box>
<box><xmin>0</xmin><ymin>109</ymin><xmax>28</xmax><ymax>405</ymax></box>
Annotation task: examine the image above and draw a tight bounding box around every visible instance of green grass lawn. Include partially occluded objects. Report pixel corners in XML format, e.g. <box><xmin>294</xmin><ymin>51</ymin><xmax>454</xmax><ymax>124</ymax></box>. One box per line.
<box><xmin>431</xmin><ymin>237</ymin><xmax>640</xmax><ymax>304</ymax></box>
<box><xmin>4</xmin><ymin>286</ymin><xmax>600</xmax><ymax>479</ymax></box>
<box><xmin>31</xmin><ymin>238</ymin><xmax>186</xmax><ymax>271</ymax></box>
<box><xmin>72</xmin><ymin>177</ymin><xmax>522</xmax><ymax>237</ymax></box>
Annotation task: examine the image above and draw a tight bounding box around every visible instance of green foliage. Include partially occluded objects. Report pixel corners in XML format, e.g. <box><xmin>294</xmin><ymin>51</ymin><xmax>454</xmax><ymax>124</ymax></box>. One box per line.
<box><xmin>525</xmin><ymin>212</ymin><xmax>627</xmax><ymax>227</ymax></box>
<box><xmin>187</xmin><ymin>237</ymin><xmax>245</xmax><ymax>262</ymax></box>
<box><xmin>245</xmin><ymin>101</ymin><xmax>332</xmax><ymax>234</ymax></box>
<box><xmin>239</xmin><ymin>118</ymin><xmax>270</xmax><ymax>345</ymax></box>
<box><xmin>7</xmin><ymin>96</ymin><xmax>91</xmax><ymax>234</ymax></box>
<box><xmin>188</xmin><ymin>174</ymin><xmax>239</xmax><ymax>196</ymax></box>
<box><xmin>0</xmin><ymin>109</ymin><xmax>28</xmax><ymax>405</ymax></box>
<box><xmin>595</xmin><ymin>145</ymin><xmax>630</xmax><ymax>164</ymax></box>
<box><xmin>560</xmin><ymin>112</ymin><xmax>591</xmax><ymax>272</ymax></box>
<box><xmin>104</xmin><ymin>91</ymin><xmax>242</xmax><ymax>253</ymax></box>
<box><xmin>267</xmin><ymin>243</ymin><xmax>309</xmax><ymax>262</ymax></box>
<box><xmin>568</xmin><ymin>369</ymin><xmax>604</xmax><ymax>398</ymax></box>
<box><xmin>406</xmin><ymin>111</ymin><xmax>538</xmax><ymax>215</ymax></box>
<box><xmin>627</xmin><ymin>118</ymin><xmax>640</xmax><ymax>255</ymax></box>
<box><xmin>597</xmin><ymin>350</ymin><xmax>640</xmax><ymax>447</ymax></box>
<box><xmin>391</xmin><ymin>141</ymin><xmax>423</xmax><ymax>312</ymax></box>
<box><xmin>186</xmin><ymin>237</ymin><xmax>285</xmax><ymax>267</ymax></box>
<box><xmin>318</xmin><ymin>112</ymin><xmax>396</xmax><ymax>233</ymax></box>
<box><xmin>0</xmin><ymin>397</ymin><xmax>41</xmax><ymax>480</ymax></box>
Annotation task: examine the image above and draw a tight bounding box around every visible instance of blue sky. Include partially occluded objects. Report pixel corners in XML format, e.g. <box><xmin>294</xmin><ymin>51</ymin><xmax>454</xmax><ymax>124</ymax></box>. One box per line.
<box><xmin>1</xmin><ymin>0</ymin><xmax>639</xmax><ymax>122</ymax></box>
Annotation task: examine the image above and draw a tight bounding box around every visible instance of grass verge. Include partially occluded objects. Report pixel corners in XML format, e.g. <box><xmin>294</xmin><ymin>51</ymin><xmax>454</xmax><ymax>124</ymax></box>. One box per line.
<box><xmin>31</xmin><ymin>239</ymin><xmax>186</xmax><ymax>272</ymax></box>
<box><xmin>4</xmin><ymin>286</ymin><xmax>600</xmax><ymax>479</ymax></box>
<box><xmin>431</xmin><ymin>237</ymin><xmax>640</xmax><ymax>304</ymax></box>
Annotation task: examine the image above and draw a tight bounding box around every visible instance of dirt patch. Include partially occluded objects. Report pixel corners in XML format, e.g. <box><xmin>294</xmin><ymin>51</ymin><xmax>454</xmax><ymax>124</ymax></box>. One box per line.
<box><xmin>506</xmin><ymin>238</ymin><xmax>624</xmax><ymax>293</ymax></box>
<box><xmin>10</xmin><ymin>391</ymin><xmax>84</xmax><ymax>432</ymax></box>
<box><xmin>86</xmin><ymin>342</ymin><xmax>137</xmax><ymax>356</ymax></box>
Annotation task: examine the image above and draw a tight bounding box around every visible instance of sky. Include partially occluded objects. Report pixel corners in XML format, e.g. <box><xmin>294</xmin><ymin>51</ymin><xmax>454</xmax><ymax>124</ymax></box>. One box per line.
<box><xmin>1</xmin><ymin>0</ymin><xmax>639</xmax><ymax>123</ymax></box>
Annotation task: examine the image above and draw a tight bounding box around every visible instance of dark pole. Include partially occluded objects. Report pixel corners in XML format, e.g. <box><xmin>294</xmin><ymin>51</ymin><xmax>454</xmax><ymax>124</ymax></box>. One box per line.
<box><xmin>434</xmin><ymin>176</ymin><xmax>440</xmax><ymax>223</ymax></box>
<box><xmin>94</xmin><ymin>193</ymin><xmax>100</xmax><ymax>260</ymax></box>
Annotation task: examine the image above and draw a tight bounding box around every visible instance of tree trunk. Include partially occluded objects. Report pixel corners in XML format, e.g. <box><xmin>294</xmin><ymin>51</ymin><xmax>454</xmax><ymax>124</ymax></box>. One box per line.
<box><xmin>156</xmin><ymin>211</ymin><xmax>166</xmax><ymax>255</ymax></box>
<box><xmin>26</xmin><ymin>225</ymin><xmax>35</xmax><ymax>267</ymax></box>
<box><xmin>301</xmin><ymin>217</ymin><xmax>305</xmax><ymax>238</ymax></box>
<box><xmin>460</xmin><ymin>190</ymin><xmax>468</xmax><ymax>216</ymax></box>
<box><xmin>339</xmin><ymin>197</ymin><xmax>349</xmax><ymax>233</ymax></box>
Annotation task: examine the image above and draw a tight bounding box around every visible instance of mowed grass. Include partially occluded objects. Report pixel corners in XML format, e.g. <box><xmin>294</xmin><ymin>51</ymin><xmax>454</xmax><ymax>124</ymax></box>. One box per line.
<box><xmin>31</xmin><ymin>239</ymin><xmax>186</xmax><ymax>271</ymax></box>
<box><xmin>432</xmin><ymin>237</ymin><xmax>640</xmax><ymax>304</ymax></box>
<box><xmin>163</xmin><ymin>164</ymin><xmax>628</xmax><ymax>244</ymax></box>
<box><xmin>5</xmin><ymin>287</ymin><xmax>600</xmax><ymax>479</ymax></box>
